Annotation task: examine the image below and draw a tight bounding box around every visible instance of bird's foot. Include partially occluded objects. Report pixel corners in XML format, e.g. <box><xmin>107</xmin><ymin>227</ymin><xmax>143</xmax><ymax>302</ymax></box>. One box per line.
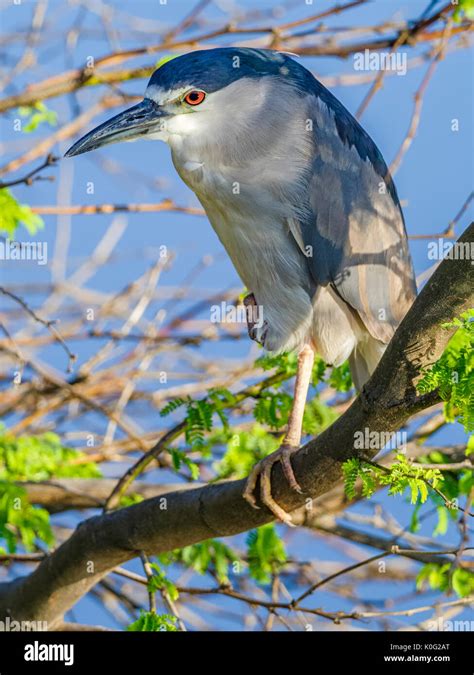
<box><xmin>243</xmin><ymin>444</ymin><xmax>302</xmax><ymax>526</ymax></box>
<box><xmin>243</xmin><ymin>293</ymin><xmax>267</xmax><ymax>346</ymax></box>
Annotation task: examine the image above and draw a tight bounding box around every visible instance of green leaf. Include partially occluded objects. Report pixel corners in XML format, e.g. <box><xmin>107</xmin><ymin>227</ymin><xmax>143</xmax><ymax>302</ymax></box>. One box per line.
<box><xmin>417</xmin><ymin>562</ymin><xmax>474</xmax><ymax>598</ymax></box>
<box><xmin>342</xmin><ymin>458</ymin><xmax>360</xmax><ymax>499</ymax></box>
<box><xmin>147</xmin><ymin>563</ymin><xmax>179</xmax><ymax>602</ymax></box>
<box><xmin>458</xmin><ymin>469</ymin><xmax>474</xmax><ymax>495</ymax></box>
<box><xmin>246</xmin><ymin>524</ymin><xmax>287</xmax><ymax>584</ymax></box>
<box><xmin>418</xmin><ymin>311</ymin><xmax>474</xmax><ymax>432</ymax></box>
<box><xmin>0</xmin><ymin>428</ymin><xmax>101</xmax><ymax>481</ymax></box>
<box><xmin>409</xmin><ymin>479</ymin><xmax>419</xmax><ymax>504</ymax></box>
<box><xmin>255</xmin><ymin>352</ymin><xmax>298</xmax><ymax>376</ymax></box>
<box><xmin>0</xmin><ymin>188</ymin><xmax>44</xmax><ymax>238</ymax></box>
<box><xmin>0</xmin><ymin>482</ymin><xmax>54</xmax><ymax>553</ymax></box>
<box><xmin>466</xmin><ymin>435</ymin><xmax>474</xmax><ymax>456</ymax></box>
<box><xmin>160</xmin><ymin>397</ymin><xmax>187</xmax><ymax>417</ymax></box>
<box><xmin>118</xmin><ymin>493</ymin><xmax>144</xmax><ymax>508</ymax></box>
<box><xmin>160</xmin><ymin>540</ymin><xmax>239</xmax><ymax>584</ymax></box>
<box><xmin>18</xmin><ymin>102</ymin><xmax>57</xmax><ymax>133</ymax></box>
<box><xmin>215</xmin><ymin>425</ymin><xmax>279</xmax><ymax>480</ymax></box>
<box><xmin>184</xmin><ymin>399</ymin><xmax>214</xmax><ymax>449</ymax></box>
<box><xmin>328</xmin><ymin>361</ymin><xmax>353</xmax><ymax>392</ymax></box>
<box><xmin>360</xmin><ymin>468</ymin><xmax>377</xmax><ymax>498</ymax></box>
<box><xmin>451</xmin><ymin>568</ymin><xmax>474</xmax><ymax>598</ymax></box>
<box><xmin>127</xmin><ymin>611</ymin><xmax>178</xmax><ymax>632</ymax></box>
<box><xmin>433</xmin><ymin>506</ymin><xmax>449</xmax><ymax>537</ymax></box>
<box><xmin>453</xmin><ymin>0</ymin><xmax>474</xmax><ymax>21</ymax></box>
<box><xmin>416</xmin><ymin>563</ymin><xmax>450</xmax><ymax>593</ymax></box>
<box><xmin>302</xmin><ymin>397</ymin><xmax>338</xmax><ymax>435</ymax></box>
<box><xmin>409</xmin><ymin>501</ymin><xmax>422</xmax><ymax>533</ymax></box>
<box><xmin>254</xmin><ymin>391</ymin><xmax>292</xmax><ymax>429</ymax></box>
<box><xmin>418</xmin><ymin>480</ymin><xmax>429</xmax><ymax>503</ymax></box>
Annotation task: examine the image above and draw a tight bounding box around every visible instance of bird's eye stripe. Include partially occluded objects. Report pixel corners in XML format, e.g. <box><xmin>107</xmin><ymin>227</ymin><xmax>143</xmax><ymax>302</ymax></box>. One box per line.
<box><xmin>184</xmin><ymin>90</ymin><xmax>206</xmax><ymax>106</ymax></box>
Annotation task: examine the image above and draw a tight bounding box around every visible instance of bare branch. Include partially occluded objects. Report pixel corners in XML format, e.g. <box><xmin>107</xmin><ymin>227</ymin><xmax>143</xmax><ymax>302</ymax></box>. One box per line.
<box><xmin>0</xmin><ymin>223</ymin><xmax>471</xmax><ymax>628</ymax></box>
<box><xmin>0</xmin><ymin>153</ymin><xmax>58</xmax><ymax>189</ymax></box>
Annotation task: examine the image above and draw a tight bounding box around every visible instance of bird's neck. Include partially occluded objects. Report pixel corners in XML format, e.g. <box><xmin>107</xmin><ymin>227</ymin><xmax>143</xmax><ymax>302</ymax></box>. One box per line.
<box><xmin>168</xmin><ymin>127</ymin><xmax>313</xmax><ymax>209</ymax></box>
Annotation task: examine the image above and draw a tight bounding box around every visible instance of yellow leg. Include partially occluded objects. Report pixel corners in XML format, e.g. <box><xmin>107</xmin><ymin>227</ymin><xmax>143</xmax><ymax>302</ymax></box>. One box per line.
<box><xmin>243</xmin><ymin>344</ymin><xmax>315</xmax><ymax>525</ymax></box>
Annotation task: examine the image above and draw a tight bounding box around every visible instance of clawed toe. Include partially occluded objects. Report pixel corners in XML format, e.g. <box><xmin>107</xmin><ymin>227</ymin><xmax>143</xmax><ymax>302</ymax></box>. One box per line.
<box><xmin>243</xmin><ymin>292</ymin><xmax>267</xmax><ymax>345</ymax></box>
<box><xmin>242</xmin><ymin>445</ymin><xmax>302</xmax><ymax>526</ymax></box>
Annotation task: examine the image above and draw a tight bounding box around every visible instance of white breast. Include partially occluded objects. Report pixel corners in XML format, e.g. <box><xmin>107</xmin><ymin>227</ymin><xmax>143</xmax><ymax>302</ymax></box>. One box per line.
<box><xmin>170</xmin><ymin>145</ymin><xmax>315</xmax><ymax>353</ymax></box>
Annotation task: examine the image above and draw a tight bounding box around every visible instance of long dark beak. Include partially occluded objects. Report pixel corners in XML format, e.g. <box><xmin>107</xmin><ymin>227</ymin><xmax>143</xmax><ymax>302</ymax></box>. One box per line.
<box><xmin>64</xmin><ymin>98</ymin><xmax>166</xmax><ymax>157</ymax></box>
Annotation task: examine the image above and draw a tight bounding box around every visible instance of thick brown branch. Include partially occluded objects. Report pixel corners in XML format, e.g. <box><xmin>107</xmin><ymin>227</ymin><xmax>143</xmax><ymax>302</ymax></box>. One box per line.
<box><xmin>0</xmin><ymin>223</ymin><xmax>472</xmax><ymax>628</ymax></box>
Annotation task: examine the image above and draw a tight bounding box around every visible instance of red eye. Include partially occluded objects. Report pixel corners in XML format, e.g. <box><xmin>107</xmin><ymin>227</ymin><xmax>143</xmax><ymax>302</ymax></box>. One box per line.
<box><xmin>184</xmin><ymin>90</ymin><xmax>206</xmax><ymax>106</ymax></box>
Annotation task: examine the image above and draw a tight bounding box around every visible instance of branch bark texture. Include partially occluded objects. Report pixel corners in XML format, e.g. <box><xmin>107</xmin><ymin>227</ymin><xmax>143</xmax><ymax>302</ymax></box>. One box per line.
<box><xmin>0</xmin><ymin>224</ymin><xmax>472</xmax><ymax>628</ymax></box>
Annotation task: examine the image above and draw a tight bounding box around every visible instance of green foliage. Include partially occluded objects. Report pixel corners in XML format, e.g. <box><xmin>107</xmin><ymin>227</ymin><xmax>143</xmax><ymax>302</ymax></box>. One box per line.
<box><xmin>342</xmin><ymin>455</ymin><xmax>443</xmax><ymax>504</ymax></box>
<box><xmin>0</xmin><ymin>429</ymin><xmax>101</xmax><ymax>481</ymax></box>
<box><xmin>453</xmin><ymin>0</ymin><xmax>474</xmax><ymax>22</ymax></box>
<box><xmin>161</xmin><ymin>388</ymin><xmax>235</xmax><ymax>452</ymax></box>
<box><xmin>432</xmin><ymin>505</ymin><xmax>449</xmax><ymax>537</ymax></box>
<box><xmin>342</xmin><ymin>457</ymin><xmax>384</xmax><ymax>499</ymax></box>
<box><xmin>215</xmin><ymin>425</ymin><xmax>280</xmax><ymax>479</ymax></box>
<box><xmin>409</xmin><ymin>501</ymin><xmax>422</xmax><ymax>533</ymax></box>
<box><xmin>254</xmin><ymin>386</ymin><xmax>338</xmax><ymax>433</ymax></box>
<box><xmin>458</xmin><ymin>466</ymin><xmax>474</xmax><ymax>495</ymax></box>
<box><xmin>253</xmin><ymin>353</ymin><xmax>346</xmax><ymax>432</ymax></box>
<box><xmin>160</xmin><ymin>397</ymin><xmax>187</xmax><ymax>417</ymax></box>
<box><xmin>420</xmin><ymin>449</ymin><xmax>473</xmax><ymax>497</ymax></box>
<box><xmin>254</xmin><ymin>390</ymin><xmax>293</xmax><ymax>429</ymax></box>
<box><xmin>207</xmin><ymin>387</ymin><xmax>235</xmax><ymax>429</ymax></box>
<box><xmin>0</xmin><ymin>188</ymin><xmax>43</xmax><ymax>238</ymax></box>
<box><xmin>342</xmin><ymin>458</ymin><xmax>360</xmax><ymax>500</ymax></box>
<box><xmin>256</xmin><ymin>352</ymin><xmax>338</xmax><ymax>390</ymax></box>
<box><xmin>184</xmin><ymin>398</ymin><xmax>214</xmax><ymax>449</ymax></box>
<box><xmin>466</xmin><ymin>435</ymin><xmax>474</xmax><ymax>456</ymax></box>
<box><xmin>160</xmin><ymin>539</ymin><xmax>239</xmax><ymax>584</ymax></box>
<box><xmin>418</xmin><ymin>311</ymin><xmax>474</xmax><ymax>432</ymax></box>
<box><xmin>118</xmin><ymin>493</ymin><xmax>144</xmax><ymax>508</ymax></box>
<box><xmin>161</xmin><ymin>395</ymin><xmax>213</xmax><ymax>448</ymax></box>
<box><xmin>386</xmin><ymin>454</ymin><xmax>442</xmax><ymax>504</ymax></box>
<box><xmin>18</xmin><ymin>102</ymin><xmax>57</xmax><ymax>132</ymax></box>
<box><xmin>159</xmin><ymin>350</ymin><xmax>347</xmax><ymax>481</ymax></box>
<box><xmin>0</xmin><ymin>482</ymin><xmax>53</xmax><ymax>553</ymax></box>
<box><xmin>417</xmin><ymin>448</ymin><xmax>473</xmax><ymax>536</ymax></box>
<box><xmin>343</xmin><ymin>450</ymin><xmax>472</xmax><ymax>541</ymax></box>
<box><xmin>328</xmin><ymin>362</ymin><xmax>353</xmax><ymax>392</ymax></box>
<box><xmin>147</xmin><ymin>563</ymin><xmax>179</xmax><ymax>601</ymax></box>
<box><xmin>312</xmin><ymin>357</ymin><xmax>328</xmax><ymax>386</ymax></box>
<box><xmin>451</xmin><ymin>567</ymin><xmax>474</xmax><ymax>597</ymax></box>
<box><xmin>246</xmin><ymin>524</ymin><xmax>287</xmax><ymax>584</ymax></box>
<box><xmin>170</xmin><ymin>448</ymin><xmax>200</xmax><ymax>480</ymax></box>
<box><xmin>0</xmin><ymin>429</ymin><xmax>100</xmax><ymax>553</ymax></box>
<box><xmin>127</xmin><ymin>611</ymin><xmax>178</xmax><ymax>632</ymax></box>
<box><xmin>416</xmin><ymin>563</ymin><xmax>450</xmax><ymax>593</ymax></box>
<box><xmin>416</xmin><ymin>563</ymin><xmax>474</xmax><ymax>598</ymax></box>
<box><xmin>256</xmin><ymin>351</ymin><xmax>298</xmax><ymax>376</ymax></box>
<box><xmin>164</xmin><ymin>349</ymin><xmax>346</xmax><ymax>484</ymax></box>
<box><xmin>302</xmin><ymin>397</ymin><xmax>339</xmax><ymax>435</ymax></box>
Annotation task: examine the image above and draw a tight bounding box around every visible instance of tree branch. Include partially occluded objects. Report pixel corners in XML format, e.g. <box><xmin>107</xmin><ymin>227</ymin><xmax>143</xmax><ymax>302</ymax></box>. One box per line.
<box><xmin>0</xmin><ymin>223</ymin><xmax>472</xmax><ymax>628</ymax></box>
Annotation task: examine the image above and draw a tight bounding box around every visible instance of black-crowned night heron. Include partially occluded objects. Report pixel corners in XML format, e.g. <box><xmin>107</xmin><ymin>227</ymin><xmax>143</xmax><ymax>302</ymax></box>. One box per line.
<box><xmin>66</xmin><ymin>48</ymin><xmax>416</xmax><ymax>525</ymax></box>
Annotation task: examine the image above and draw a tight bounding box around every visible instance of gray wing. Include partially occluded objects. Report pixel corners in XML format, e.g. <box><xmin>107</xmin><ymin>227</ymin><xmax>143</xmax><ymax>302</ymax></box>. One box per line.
<box><xmin>290</xmin><ymin>90</ymin><xmax>416</xmax><ymax>344</ymax></box>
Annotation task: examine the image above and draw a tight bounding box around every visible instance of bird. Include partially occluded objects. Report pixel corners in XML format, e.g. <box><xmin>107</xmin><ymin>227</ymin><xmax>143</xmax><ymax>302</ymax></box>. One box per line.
<box><xmin>65</xmin><ymin>47</ymin><xmax>416</xmax><ymax>525</ymax></box>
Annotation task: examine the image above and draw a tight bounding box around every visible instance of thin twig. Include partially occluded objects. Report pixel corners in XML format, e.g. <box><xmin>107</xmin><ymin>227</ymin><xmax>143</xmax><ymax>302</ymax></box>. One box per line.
<box><xmin>0</xmin><ymin>153</ymin><xmax>58</xmax><ymax>189</ymax></box>
<box><xmin>0</xmin><ymin>286</ymin><xmax>77</xmax><ymax>371</ymax></box>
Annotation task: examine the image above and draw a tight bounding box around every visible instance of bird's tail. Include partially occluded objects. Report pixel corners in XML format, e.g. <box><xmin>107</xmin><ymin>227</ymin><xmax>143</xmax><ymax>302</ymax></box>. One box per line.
<box><xmin>349</xmin><ymin>335</ymin><xmax>387</xmax><ymax>391</ymax></box>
